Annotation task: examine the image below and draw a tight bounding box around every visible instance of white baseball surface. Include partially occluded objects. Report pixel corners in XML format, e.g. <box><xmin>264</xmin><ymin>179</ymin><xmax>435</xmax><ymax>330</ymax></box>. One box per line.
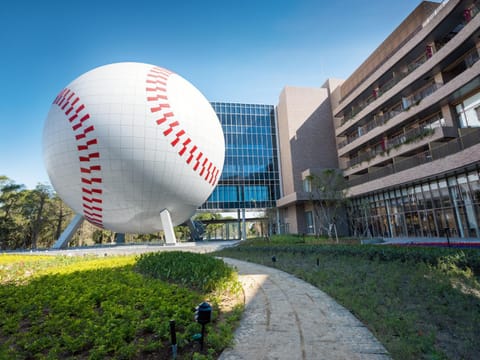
<box><xmin>43</xmin><ymin>62</ymin><xmax>225</xmax><ymax>233</ymax></box>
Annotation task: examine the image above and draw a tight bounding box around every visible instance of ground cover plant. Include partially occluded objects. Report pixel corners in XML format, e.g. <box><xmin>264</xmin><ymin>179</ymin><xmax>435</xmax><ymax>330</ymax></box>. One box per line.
<box><xmin>0</xmin><ymin>252</ymin><xmax>242</xmax><ymax>359</ymax></box>
<box><xmin>216</xmin><ymin>235</ymin><xmax>480</xmax><ymax>360</ymax></box>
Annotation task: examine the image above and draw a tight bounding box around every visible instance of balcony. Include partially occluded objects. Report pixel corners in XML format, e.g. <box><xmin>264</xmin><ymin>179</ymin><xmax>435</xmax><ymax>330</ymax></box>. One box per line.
<box><xmin>347</xmin><ymin>127</ymin><xmax>480</xmax><ymax>187</ymax></box>
<box><xmin>344</xmin><ymin>123</ymin><xmax>455</xmax><ymax>175</ymax></box>
<box><xmin>340</xmin><ymin>53</ymin><xmax>431</xmax><ymax>125</ymax></box>
<box><xmin>339</xmin><ymin>52</ymin><xmax>480</xmax><ymax>155</ymax></box>
<box><xmin>336</xmin><ymin>2</ymin><xmax>480</xmax><ymax>135</ymax></box>
<box><xmin>338</xmin><ymin>82</ymin><xmax>443</xmax><ymax>154</ymax></box>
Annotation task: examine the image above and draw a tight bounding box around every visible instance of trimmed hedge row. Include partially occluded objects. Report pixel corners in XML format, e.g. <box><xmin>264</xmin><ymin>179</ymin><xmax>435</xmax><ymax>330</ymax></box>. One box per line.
<box><xmin>135</xmin><ymin>251</ymin><xmax>238</xmax><ymax>293</ymax></box>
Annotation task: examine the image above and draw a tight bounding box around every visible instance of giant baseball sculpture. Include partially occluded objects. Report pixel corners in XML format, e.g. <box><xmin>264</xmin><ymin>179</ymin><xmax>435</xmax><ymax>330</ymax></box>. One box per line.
<box><xmin>43</xmin><ymin>62</ymin><xmax>225</xmax><ymax>246</ymax></box>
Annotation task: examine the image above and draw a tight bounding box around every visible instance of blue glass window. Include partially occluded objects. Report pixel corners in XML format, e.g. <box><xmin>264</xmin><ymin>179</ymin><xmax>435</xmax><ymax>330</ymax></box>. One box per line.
<box><xmin>201</xmin><ymin>102</ymin><xmax>281</xmax><ymax>210</ymax></box>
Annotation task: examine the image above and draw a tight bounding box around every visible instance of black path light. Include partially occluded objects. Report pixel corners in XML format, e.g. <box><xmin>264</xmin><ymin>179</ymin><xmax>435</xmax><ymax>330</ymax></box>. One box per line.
<box><xmin>169</xmin><ymin>319</ymin><xmax>177</xmax><ymax>359</ymax></box>
<box><xmin>271</xmin><ymin>255</ymin><xmax>277</xmax><ymax>265</ymax></box>
<box><xmin>194</xmin><ymin>302</ymin><xmax>212</xmax><ymax>351</ymax></box>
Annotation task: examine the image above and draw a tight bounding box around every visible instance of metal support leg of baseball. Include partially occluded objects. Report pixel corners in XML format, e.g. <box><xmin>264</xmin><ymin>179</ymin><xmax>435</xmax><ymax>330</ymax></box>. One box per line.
<box><xmin>114</xmin><ymin>233</ymin><xmax>125</xmax><ymax>244</ymax></box>
<box><xmin>160</xmin><ymin>209</ymin><xmax>177</xmax><ymax>245</ymax></box>
<box><xmin>52</xmin><ymin>214</ymin><xmax>84</xmax><ymax>249</ymax></box>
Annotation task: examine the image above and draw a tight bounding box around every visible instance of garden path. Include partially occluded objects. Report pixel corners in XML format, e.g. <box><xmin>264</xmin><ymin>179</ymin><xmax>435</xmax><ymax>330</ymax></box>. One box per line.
<box><xmin>219</xmin><ymin>258</ymin><xmax>390</xmax><ymax>360</ymax></box>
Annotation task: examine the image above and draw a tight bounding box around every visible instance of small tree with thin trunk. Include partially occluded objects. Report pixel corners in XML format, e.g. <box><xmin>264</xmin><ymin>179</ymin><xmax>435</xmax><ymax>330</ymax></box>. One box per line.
<box><xmin>265</xmin><ymin>207</ymin><xmax>278</xmax><ymax>237</ymax></box>
<box><xmin>305</xmin><ymin>169</ymin><xmax>348</xmax><ymax>241</ymax></box>
<box><xmin>22</xmin><ymin>184</ymin><xmax>52</xmax><ymax>249</ymax></box>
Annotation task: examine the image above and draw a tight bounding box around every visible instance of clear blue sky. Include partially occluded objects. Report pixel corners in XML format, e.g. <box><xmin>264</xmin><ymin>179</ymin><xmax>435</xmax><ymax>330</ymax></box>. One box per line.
<box><xmin>0</xmin><ymin>0</ymin><xmax>428</xmax><ymax>189</ymax></box>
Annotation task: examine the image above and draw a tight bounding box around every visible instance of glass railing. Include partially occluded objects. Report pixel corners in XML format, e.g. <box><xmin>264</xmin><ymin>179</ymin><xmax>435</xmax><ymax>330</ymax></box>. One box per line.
<box><xmin>347</xmin><ymin>128</ymin><xmax>480</xmax><ymax>187</ymax></box>
<box><xmin>338</xmin><ymin>83</ymin><xmax>442</xmax><ymax>150</ymax></box>
<box><xmin>386</xmin><ymin>125</ymin><xmax>436</xmax><ymax>149</ymax></box>
<box><xmin>341</xmin><ymin>55</ymin><xmax>430</xmax><ymax>125</ymax></box>
<box><xmin>401</xmin><ymin>82</ymin><xmax>442</xmax><ymax>110</ymax></box>
<box><xmin>464</xmin><ymin>47</ymin><xmax>480</xmax><ymax>68</ymax></box>
<box><xmin>346</xmin><ymin>125</ymin><xmax>437</xmax><ymax>169</ymax></box>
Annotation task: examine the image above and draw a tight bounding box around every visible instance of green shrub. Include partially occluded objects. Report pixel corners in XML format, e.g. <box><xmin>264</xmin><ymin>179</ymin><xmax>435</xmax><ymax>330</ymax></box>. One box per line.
<box><xmin>135</xmin><ymin>251</ymin><xmax>239</xmax><ymax>293</ymax></box>
<box><xmin>0</xmin><ymin>264</ymin><xmax>201</xmax><ymax>359</ymax></box>
<box><xmin>0</xmin><ymin>253</ymin><xmax>243</xmax><ymax>359</ymax></box>
<box><xmin>225</xmin><ymin>236</ymin><xmax>480</xmax><ymax>275</ymax></box>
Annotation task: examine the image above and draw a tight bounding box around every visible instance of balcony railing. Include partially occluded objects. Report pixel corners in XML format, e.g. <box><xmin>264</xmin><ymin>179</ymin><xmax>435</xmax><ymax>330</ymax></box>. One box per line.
<box><xmin>394</xmin><ymin>151</ymin><xmax>433</xmax><ymax>172</ymax></box>
<box><xmin>338</xmin><ymin>83</ymin><xmax>442</xmax><ymax>150</ymax></box>
<box><xmin>347</xmin><ymin>128</ymin><xmax>480</xmax><ymax>187</ymax></box>
<box><xmin>387</xmin><ymin>124</ymin><xmax>437</xmax><ymax>149</ymax></box>
<box><xmin>346</xmin><ymin>125</ymin><xmax>437</xmax><ymax>168</ymax></box>
<box><xmin>401</xmin><ymin>82</ymin><xmax>441</xmax><ymax>110</ymax></box>
<box><xmin>341</xmin><ymin>56</ymin><xmax>431</xmax><ymax>125</ymax></box>
<box><xmin>340</xmin><ymin>4</ymin><xmax>480</xmax><ymax>126</ymax></box>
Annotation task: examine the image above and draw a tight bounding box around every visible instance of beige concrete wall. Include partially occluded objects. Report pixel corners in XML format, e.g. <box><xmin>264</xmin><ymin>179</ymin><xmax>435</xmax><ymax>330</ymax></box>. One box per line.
<box><xmin>276</xmin><ymin>85</ymin><xmax>341</xmax><ymax>235</ymax></box>
<box><xmin>281</xmin><ymin>204</ymin><xmax>305</xmax><ymax>234</ymax></box>
<box><xmin>323</xmin><ymin>78</ymin><xmax>344</xmax><ymax>110</ymax></box>
<box><xmin>277</xmin><ymin>86</ymin><xmax>339</xmax><ymax>198</ymax></box>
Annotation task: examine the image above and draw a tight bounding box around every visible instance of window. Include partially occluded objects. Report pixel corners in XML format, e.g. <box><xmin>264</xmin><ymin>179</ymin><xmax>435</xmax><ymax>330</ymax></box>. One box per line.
<box><xmin>201</xmin><ymin>103</ymin><xmax>280</xmax><ymax>210</ymax></box>
<box><xmin>456</xmin><ymin>92</ymin><xmax>480</xmax><ymax>128</ymax></box>
<box><xmin>303</xmin><ymin>178</ymin><xmax>312</xmax><ymax>192</ymax></box>
<box><xmin>305</xmin><ymin>211</ymin><xmax>314</xmax><ymax>234</ymax></box>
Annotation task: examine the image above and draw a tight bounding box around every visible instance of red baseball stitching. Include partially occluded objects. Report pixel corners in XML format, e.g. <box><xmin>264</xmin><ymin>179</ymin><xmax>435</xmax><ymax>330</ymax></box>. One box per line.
<box><xmin>146</xmin><ymin>67</ymin><xmax>219</xmax><ymax>186</ymax></box>
<box><xmin>53</xmin><ymin>88</ymin><xmax>104</xmax><ymax>228</ymax></box>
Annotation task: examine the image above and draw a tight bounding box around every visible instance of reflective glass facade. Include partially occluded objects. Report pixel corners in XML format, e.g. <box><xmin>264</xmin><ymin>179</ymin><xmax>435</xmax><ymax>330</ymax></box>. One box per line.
<box><xmin>201</xmin><ymin>102</ymin><xmax>281</xmax><ymax>210</ymax></box>
<box><xmin>349</xmin><ymin>167</ymin><xmax>480</xmax><ymax>238</ymax></box>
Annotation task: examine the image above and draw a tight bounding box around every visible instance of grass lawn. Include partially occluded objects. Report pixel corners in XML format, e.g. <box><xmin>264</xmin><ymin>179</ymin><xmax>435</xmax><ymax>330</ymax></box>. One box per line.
<box><xmin>0</xmin><ymin>252</ymin><xmax>242</xmax><ymax>359</ymax></box>
<box><xmin>216</xmin><ymin>235</ymin><xmax>480</xmax><ymax>360</ymax></box>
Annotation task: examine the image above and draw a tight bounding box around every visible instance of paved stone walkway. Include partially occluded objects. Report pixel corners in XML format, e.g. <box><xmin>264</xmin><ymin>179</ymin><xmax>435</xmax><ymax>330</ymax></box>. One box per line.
<box><xmin>219</xmin><ymin>258</ymin><xmax>390</xmax><ymax>360</ymax></box>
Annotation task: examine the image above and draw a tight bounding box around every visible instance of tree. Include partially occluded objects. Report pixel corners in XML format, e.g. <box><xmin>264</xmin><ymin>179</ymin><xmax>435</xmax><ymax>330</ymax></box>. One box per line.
<box><xmin>50</xmin><ymin>193</ymin><xmax>74</xmax><ymax>243</ymax></box>
<box><xmin>1</xmin><ymin>176</ymin><xmax>79</xmax><ymax>249</ymax></box>
<box><xmin>264</xmin><ymin>207</ymin><xmax>278</xmax><ymax>236</ymax></box>
<box><xmin>133</xmin><ymin>233</ymin><xmax>161</xmax><ymax>243</ymax></box>
<box><xmin>0</xmin><ymin>176</ymin><xmax>25</xmax><ymax>249</ymax></box>
<box><xmin>21</xmin><ymin>184</ymin><xmax>53</xmax><ymax>249</ymax></box>
<box><xmin>347</xmin><ymin>198</ymin><xmax>372</xmax><ymax>238</ymax></box>
<box><xmin>194</xmin><ymin>212</ymin><xmax>223</xmax><ymax>240</ymax></box>
<box><xmin>174</xmin><ymin>225</ymin><xmax>190</xmax><ymax>242</ymax></box>
<box><xmin>306</xmin><ymin>169</ymin><xmax>348</xmax><ymax>241</ymax></box>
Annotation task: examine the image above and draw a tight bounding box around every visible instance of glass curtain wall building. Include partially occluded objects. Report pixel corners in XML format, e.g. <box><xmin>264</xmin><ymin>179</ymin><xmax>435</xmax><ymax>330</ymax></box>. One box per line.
<box><xmin>201</xmin><ymin>102</ymin><xmax>281</xmax><ymax>211</ymax></box>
